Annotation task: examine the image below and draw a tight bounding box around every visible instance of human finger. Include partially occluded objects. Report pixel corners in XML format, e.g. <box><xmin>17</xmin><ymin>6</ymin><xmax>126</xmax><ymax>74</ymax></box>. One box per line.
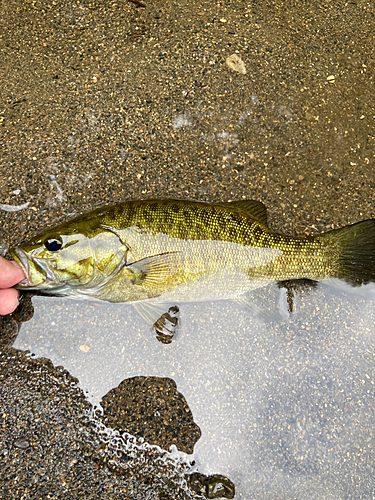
<box><xmin>0</xmin><ymin>288</ymin><xmax>20</xmax><ymax>315</ymax></box>
<box><xmin>0</xmin><ymin>257</ymin><xmax>26</xmax><ymax>289</ymax></box>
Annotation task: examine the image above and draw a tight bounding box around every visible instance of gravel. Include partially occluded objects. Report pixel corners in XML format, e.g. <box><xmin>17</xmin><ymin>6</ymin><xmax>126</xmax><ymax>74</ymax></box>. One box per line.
<box><xmin>1</xmin><ymin>0</ymin><xmax>374</xmax><ymax>498</ymax></box>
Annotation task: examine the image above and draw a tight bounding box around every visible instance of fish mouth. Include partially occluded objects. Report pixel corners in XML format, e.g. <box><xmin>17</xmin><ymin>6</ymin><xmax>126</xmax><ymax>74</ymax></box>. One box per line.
<box><xmin>10</xmin><ymin>248</ymin><xmax>58</xmax><ymax>289</ymax></box>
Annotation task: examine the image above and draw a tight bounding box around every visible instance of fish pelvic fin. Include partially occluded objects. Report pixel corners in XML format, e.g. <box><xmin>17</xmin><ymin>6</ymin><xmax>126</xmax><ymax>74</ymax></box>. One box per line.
<box><xmin>321</xmin><ymin>219</ymin><xmax>375</xmax><ymax>286</ymax></box>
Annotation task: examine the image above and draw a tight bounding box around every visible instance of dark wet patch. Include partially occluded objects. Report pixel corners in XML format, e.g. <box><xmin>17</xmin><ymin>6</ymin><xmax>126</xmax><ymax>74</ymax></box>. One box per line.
<box><xmin>0</xmin><ymin>349</ymin><xmax>206</xmax><ymax>499</ymax></box>
<box><xmin>188</xmin><ymin>473</ymin><xmax>235</xmax><ymax>499</ymax></box>
<box><xmin>0</xmin><ymin>292</ymin><xmax>34</xmax><ymax>347</ymax></box>
<box><xmin>277</xmin><ymin>279</ymin><xmax>318</xmax><ymax>313</ymax></box>
<box><xmin>154</xmin><ymin>305</ymin><xmax>180</xmax><ymax>344</ymax></box>
<box><xmin>100</xmin><ymin>376</ymin><xmax>201</xmax><ymax>454</ymax></box>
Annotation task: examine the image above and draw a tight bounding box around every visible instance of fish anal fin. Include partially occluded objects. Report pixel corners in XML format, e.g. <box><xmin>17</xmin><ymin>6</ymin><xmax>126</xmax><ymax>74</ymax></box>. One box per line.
<box><xmin>233</xmin><ymin>294</ymin><xmax>287</xmax><ymax>322</ymax></box>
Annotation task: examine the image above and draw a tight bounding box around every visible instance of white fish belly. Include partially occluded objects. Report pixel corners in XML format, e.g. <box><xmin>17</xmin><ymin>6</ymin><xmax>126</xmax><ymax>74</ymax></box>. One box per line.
<box><xmin>154</xmin><ymin>270</ymin><xmax>272</xmax><ymax>303</ymax></box>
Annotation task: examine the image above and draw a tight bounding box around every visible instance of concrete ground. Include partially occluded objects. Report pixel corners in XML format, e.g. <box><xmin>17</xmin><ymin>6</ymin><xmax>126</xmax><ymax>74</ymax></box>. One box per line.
<box><xmin>0</xmin><ymin>0</ymin><xmax>374</xmax><ymax>498</ymax></box>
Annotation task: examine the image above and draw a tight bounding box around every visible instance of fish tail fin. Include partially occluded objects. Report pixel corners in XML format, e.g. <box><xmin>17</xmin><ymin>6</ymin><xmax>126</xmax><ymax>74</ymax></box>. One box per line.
<box><xmin>321</xmin><ymin>220</ymin><xmax>375</xmax><ymax>286</ymax></box>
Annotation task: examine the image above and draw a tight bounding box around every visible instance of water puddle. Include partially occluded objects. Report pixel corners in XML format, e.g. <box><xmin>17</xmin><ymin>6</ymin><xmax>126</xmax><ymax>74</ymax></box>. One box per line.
<box><xmin>7</xmin><ymin>282</ymin><xmax>375</xmax><ymax>498</ymax></box>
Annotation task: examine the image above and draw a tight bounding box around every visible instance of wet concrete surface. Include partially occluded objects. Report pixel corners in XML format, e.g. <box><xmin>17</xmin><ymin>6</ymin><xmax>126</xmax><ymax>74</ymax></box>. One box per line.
<box><xmin>0</xmin><ymin>0</ymin><xmax>375</xmax><ymax>498</ymax></box>
<box><xmin>3</xmin><ymin>284</ymin><xmax>375</xmax><ymax>499</ymax></box>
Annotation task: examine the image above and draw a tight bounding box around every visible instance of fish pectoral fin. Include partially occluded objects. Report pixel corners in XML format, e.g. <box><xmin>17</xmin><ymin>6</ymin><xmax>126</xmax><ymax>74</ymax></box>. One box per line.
<box><xmin>127</xmin><ymin>252</ymin><xmax>180</xmax><ymax>285</ymax></box>
<box><xmin>216</xmin><ymin>200</ymin><xmax>269</xmax><ymax>226</ymax></box>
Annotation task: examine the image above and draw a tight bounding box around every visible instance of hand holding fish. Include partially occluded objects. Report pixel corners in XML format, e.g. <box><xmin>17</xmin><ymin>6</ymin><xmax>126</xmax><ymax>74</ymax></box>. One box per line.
<box><xmin>0</xmin><ymin>256</ymin><xmax>26</xmax><ymax>315</ymax></box>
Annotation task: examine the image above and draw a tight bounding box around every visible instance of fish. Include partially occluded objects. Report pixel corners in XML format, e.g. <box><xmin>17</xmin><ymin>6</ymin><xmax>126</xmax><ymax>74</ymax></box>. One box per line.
<box><xmin>8</xmin><ymin>199</ymin><xmax>375</xmax><ymax>335</ymax></box>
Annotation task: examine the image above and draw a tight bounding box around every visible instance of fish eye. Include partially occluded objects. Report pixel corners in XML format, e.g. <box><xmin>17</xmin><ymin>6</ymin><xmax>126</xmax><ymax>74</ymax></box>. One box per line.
<box><xmin>44</xmin><ymin>236</ymin><xmax>63</xmax><ymax>252</ymax></box>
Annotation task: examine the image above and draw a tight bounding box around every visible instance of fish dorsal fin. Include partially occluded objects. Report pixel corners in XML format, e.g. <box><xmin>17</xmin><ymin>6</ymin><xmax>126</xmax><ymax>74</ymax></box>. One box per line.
<box><xmin>217</xmin><ymin>200</ymin><xmax>269</xmax><ymax>226</ymax></box>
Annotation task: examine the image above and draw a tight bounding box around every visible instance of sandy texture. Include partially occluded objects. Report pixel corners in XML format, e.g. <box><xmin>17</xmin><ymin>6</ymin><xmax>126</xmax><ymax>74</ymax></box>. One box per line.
<box><xmin>1</xmin><ymin>0</ymin><xmax>374</xmax><ymax>498</ymax></box>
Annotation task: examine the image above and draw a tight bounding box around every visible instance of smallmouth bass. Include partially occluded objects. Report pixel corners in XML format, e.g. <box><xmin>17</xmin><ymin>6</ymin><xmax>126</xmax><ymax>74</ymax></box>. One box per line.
<box><xmin>9</xmin><ymin>199</ymin><xmax>375</xmax><ymax>326</ymax></box>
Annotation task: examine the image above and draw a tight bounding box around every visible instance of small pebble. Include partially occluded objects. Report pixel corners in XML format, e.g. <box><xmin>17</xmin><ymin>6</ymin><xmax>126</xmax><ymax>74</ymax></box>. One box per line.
<box><xmin>13</xmin><ymin>438</ymin><xmax>30</xmax><ymax>450</ymax></box>
<box><xmin>226</xmin><ymin>54</ymin><xmax>246</xmax><ymax>74</ymax></box>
